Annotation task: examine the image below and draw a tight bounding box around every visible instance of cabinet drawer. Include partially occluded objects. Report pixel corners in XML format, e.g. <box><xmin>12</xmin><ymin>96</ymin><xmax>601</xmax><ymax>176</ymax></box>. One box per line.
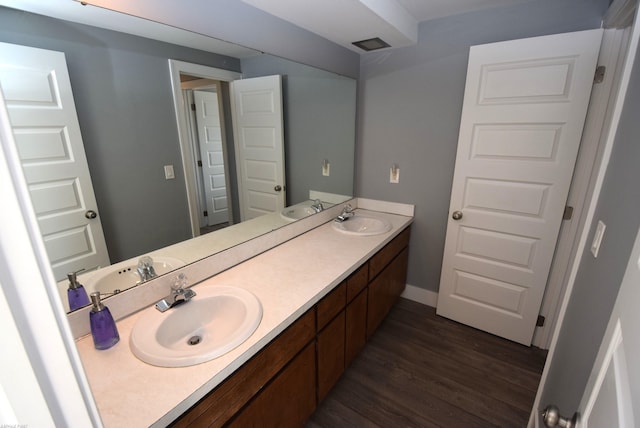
<box><xmin>346</xmin><ymin>263</ymin><xmax>368</xmax><ymax>303</ymax></box>
<box><xmin>317</xmin><ymin>281</ymin><xmax>346</xmax><ymax>331</ymax></box>
<box><xmin>369</xmin><ymin>226</ymin><xmax>410</xmax><ymax>280</ymax></box>
<box><xmin>171</xmin><ymin>309</ymin><xmax>316</xmax><ymax>428</ymax></box>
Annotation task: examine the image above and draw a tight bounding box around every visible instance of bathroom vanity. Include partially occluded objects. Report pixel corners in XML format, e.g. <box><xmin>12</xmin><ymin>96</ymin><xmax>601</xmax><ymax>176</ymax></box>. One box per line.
<box><xmin>75</xmin><ymin>204</ymin><xmax>412</xmax><ymax>427</ymax></box>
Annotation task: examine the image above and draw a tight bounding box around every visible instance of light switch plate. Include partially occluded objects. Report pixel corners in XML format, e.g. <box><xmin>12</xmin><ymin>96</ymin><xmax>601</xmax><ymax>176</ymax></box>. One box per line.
<box><xmin>591</xmin><ymin>220</ymin><xmax>606</xmax><ymax>258</ymax></box>
<box><xmin>322</xmin><ymin>162</ymin><xmax>330</xmax><ymax>176</ymax></box>
<box><xmin>164</xmin><ymin>165</ymin><xmax>175</xmax><ymax>180</ymax></box>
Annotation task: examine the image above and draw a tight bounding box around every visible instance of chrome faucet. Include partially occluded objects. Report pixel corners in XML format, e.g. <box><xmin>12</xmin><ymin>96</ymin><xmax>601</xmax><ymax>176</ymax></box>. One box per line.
<box><xmin>311</xmin><ymin>199</ymin><xmax>324</xmax><ymax>213</ymax></box>
<box><xmin>335</xmin><ymin>204</ymin><xmax>355</xmax><ymax>222</ymax></box>
<box><xmin>155</xmin><ymin>273</ymin><xmax>196</xmax><ymax>312</ymax></box>
<box><xmin>137</xmin><ymin>256</ymin><xmax>157</xmax><ymax>283</ymax></box>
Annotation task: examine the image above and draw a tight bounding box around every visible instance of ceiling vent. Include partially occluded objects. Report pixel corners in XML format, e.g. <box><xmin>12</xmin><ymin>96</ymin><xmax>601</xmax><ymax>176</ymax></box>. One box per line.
<box><xmin>352</xmin><ymin>37</ymin><xmax>390</xmax><ymax>52</ymax></box>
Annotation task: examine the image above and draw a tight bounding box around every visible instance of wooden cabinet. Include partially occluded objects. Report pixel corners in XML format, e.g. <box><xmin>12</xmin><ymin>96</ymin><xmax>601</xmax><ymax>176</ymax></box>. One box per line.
<box><xmin>172</xmin><ymin>225</ymin><xmax>411</xmax><ymax>427</ymax></box>
<box><xmin>170</xmin><ymin>310</ymin><xmax>316</xmax><ymax>428</ymax></box>
<box><xmin>345</xmin><ymin>288</ymin><xmax>367</xmax><ymax>367</ymax></box>
<box><xmin>367</xmin><ymin>247</ymin><xmax>409</xmax><ymax>338</ymax></box>
<box><xmin>229</xmin><ymin>343</ymin><xmax>317</xmax><ymax>428</ymax></box>
<box><xmin>317</xmin><ymin>311</ymin><xmax>345</xmax><ymax>401</ymax></box>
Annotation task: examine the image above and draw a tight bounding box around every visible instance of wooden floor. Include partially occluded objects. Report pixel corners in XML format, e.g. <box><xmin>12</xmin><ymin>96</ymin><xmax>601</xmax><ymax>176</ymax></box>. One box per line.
<box><xmin>307</xmin><ymin>298</ymin><xmax>547</xmax><ymax>428</ymax></box>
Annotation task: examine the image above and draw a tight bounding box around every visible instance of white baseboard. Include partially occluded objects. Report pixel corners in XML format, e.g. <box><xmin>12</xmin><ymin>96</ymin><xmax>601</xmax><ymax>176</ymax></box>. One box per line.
<box><xmin>401</xmin><ymin>284</ymin><xmax>438</xmax><ymax>308</ymax></box>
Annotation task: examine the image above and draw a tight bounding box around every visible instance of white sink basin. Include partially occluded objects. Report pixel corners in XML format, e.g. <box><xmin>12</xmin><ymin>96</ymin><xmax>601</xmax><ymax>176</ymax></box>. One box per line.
<box><xmin>332</xmin><ymin>215</ymin><xmax>392</xmax><ymax>236</ymax></box>
<box><xmin>85</xmin><ymin>256</ymin><xmax>185</xmax><ymax>295</ymax></box>
<box><xmin>280</xmin><ymin>204</ymin><xmax>316</xmax><ymax>221</ymax></box>
<box><xmin>130</xmin><ymin>285</ymin><xmax>262</xmax><ymax>367</ymax></box>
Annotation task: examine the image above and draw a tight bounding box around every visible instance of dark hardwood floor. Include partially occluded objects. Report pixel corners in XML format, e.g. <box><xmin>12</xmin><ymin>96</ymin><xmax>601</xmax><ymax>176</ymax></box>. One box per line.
<box><xmin>307</xmin><ymin>298</ymin><xmax>547</xmax><ymax>428</ymax></box>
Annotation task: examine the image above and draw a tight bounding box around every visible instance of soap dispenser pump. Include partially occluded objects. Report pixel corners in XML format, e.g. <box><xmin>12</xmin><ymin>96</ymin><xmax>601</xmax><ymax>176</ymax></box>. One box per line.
<box><xmin>67</xmin><ymin>271</ymin><xmax>90</xmax><ymax>311</ymax></box>
<box><xmin>89</xmin><ymin>292</ymin><xmax>120</xmax><ymax>350</ymax></box>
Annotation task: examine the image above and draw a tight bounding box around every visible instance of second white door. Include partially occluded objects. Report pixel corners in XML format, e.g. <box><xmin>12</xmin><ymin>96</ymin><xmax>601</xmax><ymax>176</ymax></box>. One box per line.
<box><xmin>436</xmin><ymin>29</ymin><xmax>603</xmax><ymax>345</ymax></box>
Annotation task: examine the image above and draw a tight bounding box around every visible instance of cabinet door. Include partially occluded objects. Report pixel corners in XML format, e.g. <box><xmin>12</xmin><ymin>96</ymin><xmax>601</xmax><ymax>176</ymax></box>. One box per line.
<box><xmin>229</xmin><ymin>343</ymin><xmax>317</xmax><ymax>427</ymax></box>
<box><xmin>346</xmin><ymin>288</ymin><xmax>367</xmax><ymax>367</ymax></box>
<box><xmin>367</xmin><ymin>248</ymin><xmax>409</xmax><ymax>338</ymax></box>
<box><xmin>317</xmin><ymin>311</ymin><xmax>345</xmax><ymax>402</ymax></box>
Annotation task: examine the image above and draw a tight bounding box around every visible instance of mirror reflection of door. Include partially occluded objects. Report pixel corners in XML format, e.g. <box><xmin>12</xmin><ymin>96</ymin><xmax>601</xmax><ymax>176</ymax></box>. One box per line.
<box><xmin>0</xmin><ymin>42</ymin><xmax>110</xmax><ymax>280</ymax></box>
<box><xmin>231</xmin><ymin>75</ymin><xmax>286</xmax><ymax>221</ymax></box>
<box><xmin>180</xmin><ymin>74</ymin><xmax>234</xmax><ymax>236</ymax></box>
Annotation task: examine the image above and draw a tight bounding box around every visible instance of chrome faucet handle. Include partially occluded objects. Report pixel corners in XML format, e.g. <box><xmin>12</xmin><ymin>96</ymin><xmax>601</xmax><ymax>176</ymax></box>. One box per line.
<box><xmin>311</xmin><ymin>199</ymin><xmax>324</xmax><ymax>212</ymax></box>
<box><xmin>137</xmin><ymin>256</ymin><xmax>157</xmax><ymax>282</ymax></box>
<box><xmin>155</xmin><ymin>273</ymin><xmax>195</xmax><ymax>312</ymax></box>
<box><xmin>171</xmin><ymin>273</ymin><xmax>189</xmax><ymax>292</ymax></box>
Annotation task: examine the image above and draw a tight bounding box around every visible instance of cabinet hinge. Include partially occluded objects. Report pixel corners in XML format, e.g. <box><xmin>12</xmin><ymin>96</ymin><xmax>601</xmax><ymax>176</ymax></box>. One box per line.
<box><xmin>203</xmin><ymin>210</ymin><xmax>208</xmax><ymax>217</ymax></box>
<box><xmin>191</xmin><ymin>103</ymin><xmax>196</xmax><ymax>111</ymax></box>
<box><xmin>563</xmin><ymin>206</ymin><xmax>574</xmax><ymax>220</ymax></box>
<box><xmin>594</xmin><ymin>65</ymin><xmax>606</xmax><ymax>84</ymax></box>
<box><xmin>536</xmin><ymin>315</ymin><xmax>546</xmax><ymax>327</ymax></box>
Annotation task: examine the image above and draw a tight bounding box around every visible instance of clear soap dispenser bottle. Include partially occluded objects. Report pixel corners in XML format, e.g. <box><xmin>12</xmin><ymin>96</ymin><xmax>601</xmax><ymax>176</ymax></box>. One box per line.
<box><xmin>67</xmin><ymin>271</ymin><xmax>90</xmax><ymax>311</ymax></box>
<box><xmin>89</xmin><ymin>292</ymin><xmax>120</xmax><ymax>350</ymax></box>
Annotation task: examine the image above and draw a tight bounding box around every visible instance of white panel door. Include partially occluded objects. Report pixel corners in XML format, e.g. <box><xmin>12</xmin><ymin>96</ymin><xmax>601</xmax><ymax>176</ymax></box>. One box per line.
<box><xmin>542</xmin><ymin>227</ymin><xmax>640</xmax><ymax>427</ymax></box>
<box><xmin>575</xmin><ymin>227</ymin><xmax>640</xmax><ymax>427</ymax></box>
<box><xmin>437</xmin><ymin>29</ymin><xmax>603</xmax><ymax>345</ymax></box>
<box><xmin>0</xmin><ymin>42</ymin><xmax>110</xmax><ymax>280</ymax></box>
<box><xmin>231</xmin><ymin>75</ymin><xmax>285</xmax><ymax>221</ymax></box>
<box><xmin>194</xmin><ymin>89</ymin><xmax>229</xmax><ymax>227</ymax></box>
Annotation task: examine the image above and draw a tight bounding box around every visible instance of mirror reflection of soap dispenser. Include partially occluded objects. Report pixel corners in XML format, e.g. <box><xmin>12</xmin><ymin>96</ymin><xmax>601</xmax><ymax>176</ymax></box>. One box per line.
<box><xmin>67</xmin><ymin>271</ymin><xmax>90</xmax><ymax>311</ymax></box>
<box><xmin>89</xmin><ymin>292</ymin><xmax>120</xmax><ymax>350</ymax></box>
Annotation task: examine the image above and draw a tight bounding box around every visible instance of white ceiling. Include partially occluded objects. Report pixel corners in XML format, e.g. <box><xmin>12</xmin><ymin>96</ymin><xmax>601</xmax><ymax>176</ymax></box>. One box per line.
<box><xmin>242</xmin><ymin>0</ymin><xmax>535</xmax><ymax>53</ymax></box>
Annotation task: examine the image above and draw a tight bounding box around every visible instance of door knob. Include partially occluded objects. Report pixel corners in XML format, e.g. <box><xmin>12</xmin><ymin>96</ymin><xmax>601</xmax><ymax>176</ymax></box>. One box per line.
<box><xmin>274</xmin><ymin>185</ymin><xmax>282</xmax><ymax>192</ymax></box>
<box><xmin>452</xmin><ymin>210</ymin><xmax>463</xmax><ymax>220</ymax></box>
<box><xmin>543</xmin><ymin>405</ymin><xmax>579</xmax><ymax>428</ymax></box>
<box><xmin>85</xmin><ymin>210</ymin><xmax>98</xmax><ymax>219</ymax></box>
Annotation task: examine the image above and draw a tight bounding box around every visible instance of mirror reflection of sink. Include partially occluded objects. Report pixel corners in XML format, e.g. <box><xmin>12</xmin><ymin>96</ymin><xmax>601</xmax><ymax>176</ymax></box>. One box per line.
<box><xmin>332</xmin><ymin>215</ymin><xmax>392</xmax><ymax>236</ymax></box>
<box><xmin>130</xmin><ymin>285</ymin><xmax>262</xmax><ymax>367</ymax></box>
<box><xmin>84</xmin><ymin>256</ymin><xmax>185</xmax><ymax>295</ymax></box>
<box><xmin>280</xmin><ymin>204</ymin><xmax>317</xmax><ymax>221</ymax></box>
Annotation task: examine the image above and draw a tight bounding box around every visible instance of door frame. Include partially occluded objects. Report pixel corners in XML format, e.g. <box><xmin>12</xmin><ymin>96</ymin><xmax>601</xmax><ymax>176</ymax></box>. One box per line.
<box><xmin>168</xmin><ymin>60</ymin><xmax>241</xmax><ymax>237</ymax></box>
<box><xmin>529</xmin><ymin>0</ymin><xmax>640</xmax><ymax>425</ymax></box>
<box><xmin>532</xmin><ymin>27</ymin><xmax>631</xmax><ymax>348</ymax></box>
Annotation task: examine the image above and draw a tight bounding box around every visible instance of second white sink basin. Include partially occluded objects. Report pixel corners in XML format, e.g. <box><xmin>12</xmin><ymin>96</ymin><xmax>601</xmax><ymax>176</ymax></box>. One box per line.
<box><xmin>332</xmin><ymin>215</ymin><xmax>392</xmax><ymax>236</ymax></box>
<box><xmin>130</xmin><ymin>285</ymin><xmax>262</xmax><ymax>367</ymax></box>
<box><xmin>280</xmin><ymin>204</ymin><xmax>316</xmax><ymax>221</ymax></box>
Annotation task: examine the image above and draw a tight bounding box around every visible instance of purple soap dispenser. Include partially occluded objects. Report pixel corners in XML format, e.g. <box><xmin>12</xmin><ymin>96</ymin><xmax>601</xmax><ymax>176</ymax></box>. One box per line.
<box><xmin>89</xmin><ymin>292</ymin><xmax>120</xmax><ymax>350</ymax></box>
<box><xmin>67</xmin><ymin>271</ymin><xmax>90</xmax><ymax>311</ymax></box>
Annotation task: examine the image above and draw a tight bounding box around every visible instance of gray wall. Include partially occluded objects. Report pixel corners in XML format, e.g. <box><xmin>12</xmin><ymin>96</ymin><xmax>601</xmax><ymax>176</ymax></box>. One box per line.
<box><xmin>0</xmin><ymin>7</ymin><xmax>241</xmax><ymax>265</ymax></box>
<box><xmin>241</xmin><ymin>55</ymin><xmax>356</xmax><ymax>205</ymax></box>
<box><xmin>355</xmin><ymin>0</ymin><xmax>610</xmax><ymax>293</ymax></box>
<box><xmin>542</xmin><ymin>38</ymin><xmax>640</xmax><ymax>413</ymax></box>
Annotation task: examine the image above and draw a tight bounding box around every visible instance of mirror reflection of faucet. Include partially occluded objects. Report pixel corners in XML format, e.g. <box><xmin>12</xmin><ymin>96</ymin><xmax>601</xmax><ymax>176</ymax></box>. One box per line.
<box><xmin>335</xmin><ymin>204</ymin><xmax>355</xmax><ymax>222</ymax></box>
<box><xmin>155</xmin><ymin>273</ymin><xmax>196</xmax><ymax>312</ymax></box>
<box><xmin>137</xmin><ymin>255</ymin><xmax>157</xmax><ymax>283</ymax></box>
<box><xmin>311</xmin><ymin>199</ymin><xmax>324</xmax><ymax>213</ymax></box>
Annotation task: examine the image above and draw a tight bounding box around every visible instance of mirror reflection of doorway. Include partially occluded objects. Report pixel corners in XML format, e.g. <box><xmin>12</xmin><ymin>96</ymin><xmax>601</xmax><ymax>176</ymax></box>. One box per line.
<box><xmin>180</xmin><ymin>75</ymin><xmax>233</xmax><ymax>235</ymax></box>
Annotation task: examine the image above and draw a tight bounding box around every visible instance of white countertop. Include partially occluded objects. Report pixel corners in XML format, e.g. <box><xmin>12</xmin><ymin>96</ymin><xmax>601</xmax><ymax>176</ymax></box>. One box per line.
<box><xmin>75</xmin><ymin>209</ymin><xmax>413</xmax><ymax>427</ymax></box>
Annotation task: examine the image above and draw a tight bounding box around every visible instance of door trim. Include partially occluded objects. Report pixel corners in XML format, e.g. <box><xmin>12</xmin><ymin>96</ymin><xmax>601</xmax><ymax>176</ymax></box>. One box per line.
<box><xmin>168</xmin><ymin>60</ymin><xmax>241</xmax><ymax>237</ymax></box>
<box><xmin>533</xmin><ymin>27</ymin><xmax>631</xmax><ymax>348</ymax></box>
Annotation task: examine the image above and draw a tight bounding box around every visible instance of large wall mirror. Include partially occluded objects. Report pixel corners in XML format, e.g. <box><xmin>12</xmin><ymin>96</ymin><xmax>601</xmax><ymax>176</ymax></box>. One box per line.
<box><xmin>0</xmin><ymin>4</ymin><xmax>356</xmax><ymax>313</ymax></box>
